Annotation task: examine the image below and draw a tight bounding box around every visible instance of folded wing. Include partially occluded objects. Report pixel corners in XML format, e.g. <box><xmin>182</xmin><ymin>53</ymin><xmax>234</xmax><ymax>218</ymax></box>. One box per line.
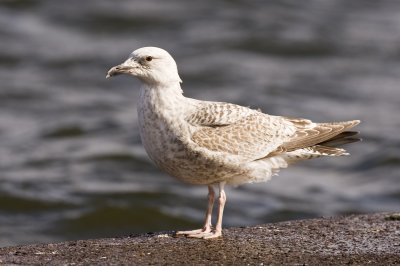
<box><xmin>189</xmin><ymin>104</ymin><xmax>296</xmax><ymax>161</ymax></box>
<box><xmin>188</xmin><ymin>102</ymin><xmax>360</xmax><ymax>162</ymax></box>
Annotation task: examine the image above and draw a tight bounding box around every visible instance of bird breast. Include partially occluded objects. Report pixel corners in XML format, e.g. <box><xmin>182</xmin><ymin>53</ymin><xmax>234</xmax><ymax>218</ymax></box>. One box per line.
<box><xmin>137</xmin><ymin>85</ymin><xmax>191</xmax><ymax>168</ymax></box>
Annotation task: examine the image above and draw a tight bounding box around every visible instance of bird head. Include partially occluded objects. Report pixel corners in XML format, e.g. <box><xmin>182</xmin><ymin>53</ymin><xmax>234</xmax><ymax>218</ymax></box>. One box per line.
<box><xmin>106</xmin><ymin>47</ymin><xmax>182</xmax><ymax>86</ymax></box>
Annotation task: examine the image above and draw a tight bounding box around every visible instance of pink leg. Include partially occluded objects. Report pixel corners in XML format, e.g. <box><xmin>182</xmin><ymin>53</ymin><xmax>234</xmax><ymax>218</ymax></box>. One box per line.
<box><xmin>176</xmin><ymin>185</ymin><xmax>215</xmax><ymax>236</ymax></box>
<box><xmin>203</xmin><ymin>182</ymin><xmax>226</xmax><ymax>239</ymax></box>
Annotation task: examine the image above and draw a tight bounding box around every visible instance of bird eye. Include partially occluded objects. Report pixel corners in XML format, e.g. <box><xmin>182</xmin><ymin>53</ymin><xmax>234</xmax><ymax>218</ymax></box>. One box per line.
<box><xmin>145</xmin><ymin>56</ymin><xmax>153</xmax><ymax>62</ymax></box>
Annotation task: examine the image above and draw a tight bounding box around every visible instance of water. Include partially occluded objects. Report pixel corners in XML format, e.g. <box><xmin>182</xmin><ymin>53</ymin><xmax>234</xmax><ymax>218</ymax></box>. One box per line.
<box><xmin>0</xmin><ymin>0</ymin><xmax>399</xmax><ymax>247</ymax></box>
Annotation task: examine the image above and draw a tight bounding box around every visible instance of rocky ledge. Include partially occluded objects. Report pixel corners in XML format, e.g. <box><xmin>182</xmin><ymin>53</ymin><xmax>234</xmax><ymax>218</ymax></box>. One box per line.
<box><xmin>0</xmin><ymin>213</ymin><xmax>399</xmax><ymax>265</ymax></box>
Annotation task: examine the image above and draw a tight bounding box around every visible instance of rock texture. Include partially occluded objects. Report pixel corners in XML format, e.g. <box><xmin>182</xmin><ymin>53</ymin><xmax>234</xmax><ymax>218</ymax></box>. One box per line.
<box><xmin>0</xmin><ymin>213</ymin><xmax>399</xmax><ymax>265</ymax></box>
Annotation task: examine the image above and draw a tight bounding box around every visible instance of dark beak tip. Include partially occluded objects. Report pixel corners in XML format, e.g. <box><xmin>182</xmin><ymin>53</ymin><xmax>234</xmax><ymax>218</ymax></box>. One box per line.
<box><xmin>106</xmin><ymin>64</ymin><xmax>135</xmax><ymax>79</ymax></box>
<box><xmin>106</xmin><ymin>66</ymin><xmax>119</xmax><ymax>79</ymax></box>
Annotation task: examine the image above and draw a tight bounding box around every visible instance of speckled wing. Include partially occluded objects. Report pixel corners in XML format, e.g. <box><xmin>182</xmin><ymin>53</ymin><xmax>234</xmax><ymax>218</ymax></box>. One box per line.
<box><xmin>189</xmin><ymin>104</ymin><xmax>296</xmax><ymax>161</ymax></box>
<box><xmin>189</xmin><ymin>102</ymin><xmax>360</xmax><ymax>162</ymax></box>
<box><xmin>186</xmin><ymin>101</ymin><xmax>255</xmax><ymax>126</ymax></box>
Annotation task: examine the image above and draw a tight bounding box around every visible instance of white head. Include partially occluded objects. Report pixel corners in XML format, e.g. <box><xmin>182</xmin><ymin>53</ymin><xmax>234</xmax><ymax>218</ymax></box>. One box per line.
<box><xmin>106</xmin><ymin>47</ymin><xmax>182</xmax><ymax>86</ymax></box>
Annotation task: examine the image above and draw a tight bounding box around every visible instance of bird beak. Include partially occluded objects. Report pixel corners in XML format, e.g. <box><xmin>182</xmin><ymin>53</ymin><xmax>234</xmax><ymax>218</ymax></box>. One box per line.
<box><xmin>106</xmin><ymin>58</ymin><xmax>141</xmax><ymax>79</ymax></box>
<box><xmin>106</xmin><ymin>64</ymin><xmax>134</xmax><ymax>78</ymax></box>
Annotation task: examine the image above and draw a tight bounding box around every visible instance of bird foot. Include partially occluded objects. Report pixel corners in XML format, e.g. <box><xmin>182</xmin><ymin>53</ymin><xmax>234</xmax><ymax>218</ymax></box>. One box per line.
<box><xmin>175</xmin><ymin>227</ymin><xmax>212</xmax><ymax>237</ymax></box>
<box><xmin>203</xmin><ymin>230</ymin><xmax>222</xmax><ymax>239</ymax></box>
<box><xmin>175</xmin><ymin>228</ymin><xmax>222</xmax><ymax>239</ymax></box>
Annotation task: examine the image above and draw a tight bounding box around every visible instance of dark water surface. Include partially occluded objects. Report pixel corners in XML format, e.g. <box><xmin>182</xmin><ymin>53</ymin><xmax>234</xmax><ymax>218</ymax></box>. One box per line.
<box><xmin>0</xmin><ymin>0</ymin><xmax>399</xmax><ymax>247</ymax></box>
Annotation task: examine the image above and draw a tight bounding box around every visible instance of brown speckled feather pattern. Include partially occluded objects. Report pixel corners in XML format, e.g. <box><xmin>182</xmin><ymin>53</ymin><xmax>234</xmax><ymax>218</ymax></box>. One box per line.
<box><xmin>191</xmin><ymin>111</ymin><xmax>295</xmax><ymax>161</ymax></box>
<box><xmin>188</xmin><ymin>102</ymin><xmax>295</xmax><ymax>161</ymax></box>
<box><xmin>186</xmin><ymin>101</ymin><xmax>255</xmax><ymax>126</ymax></box>
<box><xmin>189</xmin><ymin>103</ymin><xmax>359</xmax><ymax>162</ymax></box>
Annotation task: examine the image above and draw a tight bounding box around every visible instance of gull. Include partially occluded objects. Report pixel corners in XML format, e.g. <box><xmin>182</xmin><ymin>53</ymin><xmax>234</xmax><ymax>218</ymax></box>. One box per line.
<box><xmin>106</xmin><ymin>47</ymin><xmax>360</xmax><ymax>239</ymax></box>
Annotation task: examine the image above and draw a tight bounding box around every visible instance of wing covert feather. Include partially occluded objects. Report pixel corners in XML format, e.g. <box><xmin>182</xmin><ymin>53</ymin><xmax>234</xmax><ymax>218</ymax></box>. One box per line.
<box><xmin>191</xmin><ymin>113</ymin><xmax>295</xmax><ymax>161</ymax></box>
<box><xmin>186</xmin><ymin>101</ymin><xmax>254</xmax><ymax>126</ymax></box>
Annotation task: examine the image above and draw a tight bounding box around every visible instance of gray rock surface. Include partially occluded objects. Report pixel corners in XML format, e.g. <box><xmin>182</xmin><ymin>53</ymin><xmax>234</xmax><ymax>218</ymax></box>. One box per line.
<box><xmin>0</xmin><ymin>213</ymin><xmax>399</xmax><ymax>265</ymax></box>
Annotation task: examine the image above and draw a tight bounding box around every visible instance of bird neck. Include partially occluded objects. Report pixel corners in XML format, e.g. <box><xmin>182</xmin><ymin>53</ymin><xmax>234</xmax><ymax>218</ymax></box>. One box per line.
<box><xmin>138</xmin><ymin>83</ymin><xmax>187</xmax><ymax>117</ymax></box>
